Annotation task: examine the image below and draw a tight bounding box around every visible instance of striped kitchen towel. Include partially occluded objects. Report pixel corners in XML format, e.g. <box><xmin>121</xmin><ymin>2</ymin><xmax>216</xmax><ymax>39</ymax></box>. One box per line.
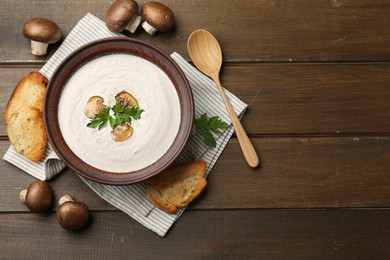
<box><xmin>3</xmin><ymin>13</ymin><xmax>247</xmax><ymax>237</ymax></box>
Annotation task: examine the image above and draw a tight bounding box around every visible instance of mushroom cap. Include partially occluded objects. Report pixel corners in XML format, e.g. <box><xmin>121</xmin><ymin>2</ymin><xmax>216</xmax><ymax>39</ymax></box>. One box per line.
<box><xmin>141</xmin><ymin>1</ymin><xmax>175</xmax><ymax>32</ymax></box>
<box><xmin>23</xmin><ymin>18</ymin><xmax>61</xmax><ymax>44</ymax></box>
<box><xmin>25</xmin><ymin>180</ymin><xmax>54</xmax><ymax>213</ymax></box>
<box><xmin>105</xmin><ymin>0</ymin><xmax>139</xmax><ymax>33</ymax></box>
<box><xmin>57</xmin><ymin>201</ymin><xmax>89</xmax><ymax>231</ymax></box>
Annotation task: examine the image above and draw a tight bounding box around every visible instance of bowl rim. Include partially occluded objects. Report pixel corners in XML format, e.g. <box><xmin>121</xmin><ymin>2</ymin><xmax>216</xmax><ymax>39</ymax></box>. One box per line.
<box><xmin>43</xmin><ymin>37</ymin><xmax>194</xmax><ymax>185</ymax></box>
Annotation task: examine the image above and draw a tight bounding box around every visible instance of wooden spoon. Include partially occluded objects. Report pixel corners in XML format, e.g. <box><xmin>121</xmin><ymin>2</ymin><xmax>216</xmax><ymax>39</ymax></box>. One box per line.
<box><xmin>187</xmin><ymin>29</ymin><xmax>259</xmax><ymax>168</ymax></box>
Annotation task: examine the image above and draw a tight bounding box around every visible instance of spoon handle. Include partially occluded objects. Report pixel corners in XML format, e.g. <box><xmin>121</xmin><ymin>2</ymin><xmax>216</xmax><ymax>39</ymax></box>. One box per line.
<box><xmin>211</xmin><ymin>74</ymin><xmax>259</xmax><ymax>168</ymax></box>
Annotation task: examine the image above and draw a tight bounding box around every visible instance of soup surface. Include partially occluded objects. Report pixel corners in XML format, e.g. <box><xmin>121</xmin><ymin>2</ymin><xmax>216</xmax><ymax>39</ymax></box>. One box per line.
<box><xmin>58</xmin><ymin>54</ymin><xmax>181</xmax><ymax>172</ymax></box>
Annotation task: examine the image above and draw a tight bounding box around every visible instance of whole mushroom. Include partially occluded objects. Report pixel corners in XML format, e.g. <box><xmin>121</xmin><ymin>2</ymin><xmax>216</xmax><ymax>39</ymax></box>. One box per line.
<box><xmin>23</xmin><ymin>18</ymin><xmax>62</xmax><ymax>56</ymax></box>
<box><xmin>19</xmin><ymin>180</ymin><xmax>54</xmax><ymax>213</ymax></box>
<box><xmin>141</xmin><ymin>1</ymin><xmax>175</xmax><ymax>35</ymax></box>
<box><xmin>105</xmin><ymin>0</ymin><xmax>142</xmax><ymax>33</ymax></box>
<box><xmin>56</xmin><ymin>195</ymin><xmax>89</xmax><ymax>231</ymax></box>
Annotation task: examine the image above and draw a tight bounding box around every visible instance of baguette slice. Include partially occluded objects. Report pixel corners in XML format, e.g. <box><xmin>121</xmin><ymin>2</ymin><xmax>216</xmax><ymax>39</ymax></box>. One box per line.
<box><xmin>146</xmin><ymin>160</ymin><xmax>207</xmax><ymax>214</ymax></box>
<box><xmin>6</xmin><ymin>106</ymin><xmax>46</xmax><ymax>162</ymax></box>
<box><xmin>4</xmin><ymin>71</ymin><xmax>48</xmax><ymax>124</ymax></box>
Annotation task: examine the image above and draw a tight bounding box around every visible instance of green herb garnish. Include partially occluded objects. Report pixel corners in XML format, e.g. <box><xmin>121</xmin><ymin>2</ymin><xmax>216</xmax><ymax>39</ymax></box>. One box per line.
<box><xmin>194</xmin><ymin>113</ymin><xmax>229</xmax><ymax>148</ymax></box>
<box><xmin>87</xmin><ymin>100</ymin><xmax>144</xmax><ymax>130</ymax></box>
<box><xmin>86</xmin><ymin>106</ymin><xmax>111</xmax><ymax>130</ymax></box>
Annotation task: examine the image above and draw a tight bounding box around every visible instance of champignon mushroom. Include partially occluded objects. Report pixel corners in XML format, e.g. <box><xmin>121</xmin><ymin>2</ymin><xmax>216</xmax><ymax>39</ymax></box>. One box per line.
<box><xmin>141</xmin><ymin>1</ymin><xmax>175</xmax><ymax>35</ymax></box>
<box><xmin>56</xmin><ymin>195</ymin><xmax>89</xmax><ymax>231</ymax></box>
<box><xmin>115</xmin><ymin>91</ymin><xmax>138</xmax><ymax>107</ymax></box>
<box><xmin>23</xmin><ymin>18</ymin><xmax>62</xmax><ymax>56</ymax></box>
<box><xmin>19</xmin><ymin>180</ymin><xmax>54</xmax><ymax>213</ymax></box>
<box><xmin>84</xmin><ymin>96</ymin><xmax>105</xmax><ymax>118</ymax></box>
<box><xmin>111</xmin><ymin>124</ymin><xmax>133</xmax><ymax>141</ymax></box>
<box><xmin>105</xmin><ymin>0</ymin><xmax>142</xmax><ymax>33</ymax></box>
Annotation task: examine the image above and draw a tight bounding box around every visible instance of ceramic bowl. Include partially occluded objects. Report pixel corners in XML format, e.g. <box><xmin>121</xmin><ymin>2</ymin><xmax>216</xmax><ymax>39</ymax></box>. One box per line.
<box><xmin>44</xmin><ymin>37</ymin><xmax>193</xmax><ymax>185</ymax></box>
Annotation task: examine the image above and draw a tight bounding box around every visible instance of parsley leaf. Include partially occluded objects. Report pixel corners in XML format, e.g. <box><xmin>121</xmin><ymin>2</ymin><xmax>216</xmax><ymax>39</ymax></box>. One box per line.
<box><xmin>87</xmin><ymin>100</ymin><xmax>144</xmax><ymax>130</ymax></box>
<box><xmin>194</xmin><ymin>113</ymin><xmax>229</xmax><ymax>148</ymax></box>
<box><xmin>111</xmin><ymin>100</ymin><xmax>126</xmax><ymax>115</ymax></box>
<box><xmin>125</xmin><ymin>106</ymin><xmax>144</xmax><ymax>120</ymax></box>
<box><xmin>86</xmin><ymin>106</ymin><xmax>111</xmax><ymax>130</ymax></box>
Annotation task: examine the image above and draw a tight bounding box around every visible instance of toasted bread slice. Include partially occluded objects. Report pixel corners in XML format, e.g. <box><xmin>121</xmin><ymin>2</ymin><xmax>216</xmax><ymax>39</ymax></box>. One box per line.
<box><xmin>4</xmin><ymin>72</ymin><xmax>48</xmax><ymax>124</ymax></box>
<box><xmin>146</xmin><ymin>160</ymin><xmax>207</xmax><ymax>214</ymax></box>
<box><xmin>6</xmin><ymin>106</ymin><xmax>46</xmax><ymax>162</ymax></box>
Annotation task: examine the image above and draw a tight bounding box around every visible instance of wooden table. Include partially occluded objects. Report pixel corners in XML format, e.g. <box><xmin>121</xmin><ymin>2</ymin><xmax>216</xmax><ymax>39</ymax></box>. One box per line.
<box><xmin>1</xmin><ymin>0</ymin><xmax>390</xmax><ymax>258</ymax></box>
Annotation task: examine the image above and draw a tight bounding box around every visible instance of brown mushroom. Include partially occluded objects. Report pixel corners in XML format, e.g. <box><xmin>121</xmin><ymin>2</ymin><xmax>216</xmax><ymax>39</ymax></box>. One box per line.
<box><xmin>84</xmin><ymin>96</ymin><xmax>105</xmax><ymax>118</ymax></box>
<box><xmin>23</xmin><ymin>18</ymin><xmax>62</xmax><ymax>56</ymax></box>
<box><xmin>19</xmin><ymin>180</ymin><xmax>54</xmax><ymax>213</ymax></box>
<box><xmin>115</xmin><ymin>91</ymin><xmax>138</xmax><ymax>107</ymax></box>
<box><xmin>105</xmin><ymin>0</ymin><xmax>141</xmax><ymax>33</ymax></box>
<box><xmin>56</xmin><ymin>195</ymin><xmax>89</xmax><ymax>231</ymax></box>
<box><xmin>111</xmin><ymin>124</ymin><xmax>133</xmax><ymax>141</ymax></box>
<box><xmin>141</xmin><ymin>1</ymin><xmax>175</xmax><ymax>35</ymax></box>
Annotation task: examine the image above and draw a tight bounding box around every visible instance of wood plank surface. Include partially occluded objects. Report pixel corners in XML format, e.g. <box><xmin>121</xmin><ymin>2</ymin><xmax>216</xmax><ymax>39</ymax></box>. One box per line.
<box><xmin>1</xmin><ymin>0</ymin><xmax>390</xmax><ymax>63</ymax></box>
<box><xmin>1</xmin><ymin>210</ymin><xmax>390</xmax><ymax>259</ymax></box>
<box><xmin>1</xmin><ymin>64</ymin><xmax>390</xmax><ymax>136</ymax></box>
<box><xmin>2</xmin><ymin>135</ymin><xmax>389</xmax><ymax>211</ymax></box>
<box><xmin>1</xmin><ymin>0</ymin><xmax>390</xmax><ymax>258</ymax></box>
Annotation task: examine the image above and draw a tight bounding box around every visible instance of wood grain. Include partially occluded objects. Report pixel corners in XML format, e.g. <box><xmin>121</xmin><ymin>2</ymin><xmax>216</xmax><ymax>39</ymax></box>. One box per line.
<box><xmin>1</xmin><ymin>0</ymin><xmax>390</xmax><ymax>63</ymax></box>
<box><xmin>223</xmin><ymin>63</ymin><xmax>390</xmax><ymax>135</ymax></box>
<box><xmin>1</xmin><ymin>0</ymin><xmax>390</xmax><ymax>258</ymax></box>
<box><xmin>1</xmin><ymin>210</ymin><xmax>390</xmax><ymax>259</ymax></box>
<box><xmin>2</xmin><ymin>64</ymin><xmax>390</xmax><ymax>136</ymax></box>
<box><xmin>2</xmin><ymin>135</ymin><xmax>389</xmax><ymax>211</ymax></box>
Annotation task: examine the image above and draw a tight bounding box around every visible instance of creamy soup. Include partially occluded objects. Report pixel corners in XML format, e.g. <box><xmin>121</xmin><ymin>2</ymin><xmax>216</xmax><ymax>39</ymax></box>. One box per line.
<box><xmin>58</xmin><ymin>54</ymin><xmax>181</xmax><ymax>172</ymax></box>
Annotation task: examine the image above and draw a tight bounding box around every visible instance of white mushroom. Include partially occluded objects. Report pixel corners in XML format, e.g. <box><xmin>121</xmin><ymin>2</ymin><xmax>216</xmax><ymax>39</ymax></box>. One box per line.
<box><xmin>23</xmin><ymin>18</ymin><xmax>62</xmax><ymax>56</ymax></box>
<box><xmin>105</xmin><ymin>0</ymin><xmax>141</xmax><ymax>33</ymax></box>
<box><xmin>141</xmin><ymin>1</ymin><xmax>175</xmax><ymax>35</ymax></box>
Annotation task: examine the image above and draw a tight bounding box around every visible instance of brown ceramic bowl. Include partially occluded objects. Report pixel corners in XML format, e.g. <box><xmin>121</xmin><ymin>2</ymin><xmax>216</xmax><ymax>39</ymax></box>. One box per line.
<box><xmin>44</xmin><ymin>37</ymin><xmax>193</xmax><ymax>185</ymax></box>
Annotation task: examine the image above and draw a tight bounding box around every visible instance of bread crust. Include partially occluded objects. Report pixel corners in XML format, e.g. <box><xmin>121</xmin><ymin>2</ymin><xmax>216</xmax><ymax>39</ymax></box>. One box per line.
<box><xmin>146</xmin><ymin>160</ymin><xmax>207</xmax><ymax>213</ymax></box>
<box><xmin>4</xmin><ymin>71</ymin><xmax>48</xmax><ymax>124</ymax></box>
<box><xmin>6</xmin><ymin>106</ymin><xmax>46</xmax><ymax>162</ymax></box>
<box><xmin>4</xmin><ymin>72</ymin><xmax>47</xmax><ymax>162</ymax></box>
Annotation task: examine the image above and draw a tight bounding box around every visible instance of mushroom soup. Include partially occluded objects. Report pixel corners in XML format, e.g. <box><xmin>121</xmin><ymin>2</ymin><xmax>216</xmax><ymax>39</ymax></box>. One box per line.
<box><xmin>58</xmin><ymin>54</ymin><xmax>181</xmax><ymax>172</ymax></box>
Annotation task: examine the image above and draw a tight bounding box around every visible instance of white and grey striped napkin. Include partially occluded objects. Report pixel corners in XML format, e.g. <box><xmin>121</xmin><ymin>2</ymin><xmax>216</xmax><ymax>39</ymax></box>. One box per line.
<box><xmin>3</xmin><ymin>13</ymin><xmax>247</xmax><ymax>236</ymax></box>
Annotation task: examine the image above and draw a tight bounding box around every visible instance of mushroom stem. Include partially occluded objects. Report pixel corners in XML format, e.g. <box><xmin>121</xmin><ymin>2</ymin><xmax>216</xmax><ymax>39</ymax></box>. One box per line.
<box><xmin>141</xmin><ymin>20</ymin><xmax>158</xmax><ymax>35</ymax></box>
<box><xmin>58</xmin><ymin>194</ymin><xmax>74</xmax><ymax>205</ymax></box>
<box><xmin>30</xmin><ymin>40</ymin><xmax>49</xmax><ymax>56</ymax></box>
<box><xmin>126</xmin><ymin>15</ymin><xmax>142</xmax><ymax>33</ymax></box>
<box><xmin>19</xmin><ymin>189</ymin><xmax>27</xmax><ymax>204</ymax></box>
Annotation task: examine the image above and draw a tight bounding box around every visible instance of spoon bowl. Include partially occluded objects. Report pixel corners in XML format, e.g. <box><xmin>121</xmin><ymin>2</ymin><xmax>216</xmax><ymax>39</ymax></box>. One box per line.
<box><xmin>187</xmin><ymin>29</ymin><xmax>259</xmax><ymax>168</ymax></box>
<box><xmin>187</xmin><ymin>29</ymin><xmax>223</xmax><ymax>77</ymax></box>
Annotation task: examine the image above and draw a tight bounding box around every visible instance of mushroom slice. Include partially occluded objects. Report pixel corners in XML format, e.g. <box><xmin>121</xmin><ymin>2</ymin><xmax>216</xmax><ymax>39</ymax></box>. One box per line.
<box><xmin>84</xmin><ymin>96</ymin><xmax>105</xmax><ymax>118</ymax></box>
<box><xmin>115</xmin><ymin>91</ymin><xmax>138</xmax><ymax>107</ymax></box>
<box><xmin>23</xmin><ymin>18</ymin><xmax>62</xmax><ymax>56</ymax></box>
<box><xmin>111</xmin><ymin>124</ymin><xmax>133</xmax><ymax>141</ymax></box>
<box><xmin>141</xmin><ymin>2</ymin><xmax>175</xmax><ymax>35</ymax></box>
